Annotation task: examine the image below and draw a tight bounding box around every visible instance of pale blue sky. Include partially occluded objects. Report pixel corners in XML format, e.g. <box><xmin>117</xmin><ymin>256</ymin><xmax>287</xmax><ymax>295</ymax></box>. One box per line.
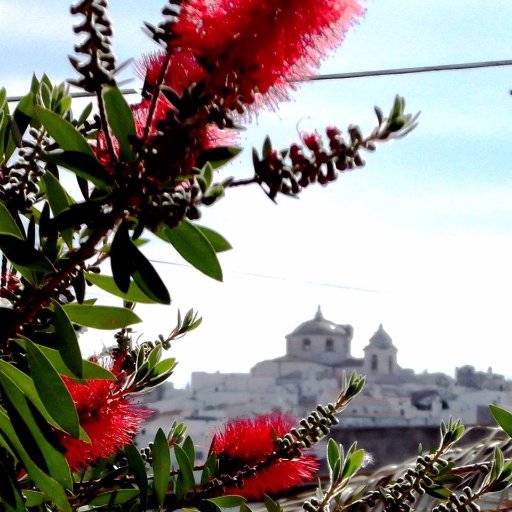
<box><xmin>1</xmin><ymin>1</ymin><xmax>512</xmax><ymax>387</ymax></box>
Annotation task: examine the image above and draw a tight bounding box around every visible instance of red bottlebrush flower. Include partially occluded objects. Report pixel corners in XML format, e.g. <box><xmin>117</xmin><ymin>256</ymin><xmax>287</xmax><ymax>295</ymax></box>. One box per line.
<box><xmin>171</xmin><ymin>0</ymin><xmax>364</xmax><ymax>108</ymax></box>
<box><xmin>211</xmin><ymin>413</ymin><xmax>319</xmax><ymax>500</ymax></box>
<box><xmin>136</xmin><ymin>49</ymin><xmax>206</xmax><ymax>98</ymax></box>
<box><xmin>58</xmin><ymin>365</ymin><xmax>149</xmax><ymax>471</ymax></box>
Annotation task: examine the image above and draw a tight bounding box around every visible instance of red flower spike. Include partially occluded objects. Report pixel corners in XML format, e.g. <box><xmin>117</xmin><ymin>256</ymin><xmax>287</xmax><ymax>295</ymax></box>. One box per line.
<box><xmin>212</xmin><ymin>413</ymin><xmax>319</xmax><ymax>500</ymax></box>
<box><xmin>59</xmin><ymin>370</ymin><xmax>149</xmax><ymax>472</ymax></box>
<box><xmin>172</xmin><ymin>0</ymin><xmax>364</xmax><ymax>108</ymax></box>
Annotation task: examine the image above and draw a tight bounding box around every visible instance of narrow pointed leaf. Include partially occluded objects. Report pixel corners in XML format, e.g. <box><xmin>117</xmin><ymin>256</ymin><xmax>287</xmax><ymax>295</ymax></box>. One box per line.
<box><xmin>0</xmin><ymin>201</ymin><xmax>23</xmax><ymax>238</ymax></box>
<box><xmin>207</xmin><ymin>496</ymin><xmax>246</xmax><ymax>508</ymax></box>
<box><xmin>0</xmin><ymin>234</ymin><xmax>54</xmax><ymax>271</ymax></box>
<box><xmin>62</xmin><ymin>303</ymin><xmax>141</xmax><ymax>330</ymax></box>
<box><xmin>41</xmin><ymin>172</ymin><xmax>74</xmax><ymax>248</ymax></box>
<box><xmin>490</xmin><ymin>405</ymin><xmax>512</xmax><ymax>438</ymax></box>
<box><xmin>0</xmin><ymin>373</ymin><xmax>73</xmax><ymax>489</ymax></box>
<box><xmin>124</xmin><ymin>443</ymin><xmax>148</xmax><ymax>508</ymax></box>
<box><xmin>15</xmin><ymin>342</ymin><xmax>114</xmax><ymax>381</ymax></box>
<box><xmin>175</xmin><ymin>444</ymin><xmax>195</xmax><ymax>495</ymax></box>
<box><xmin>22</xmin><ymin>491</ymin><xmax>45</xmax><ymax>507</ymax></box>
<box><xmin>0</xmin><ymin>359</ymin><xmax>78</xmax><ymax>433</ymax></box>
<box><xmin>35</xmin><ymin>105</ymin><xmax>94</xmax><ymax>156</ymax></box>
<box><xmin>182</xmin><ymin>436</ymin><xmax>195</xmax><ymax>467</ymax></box>
<box><xmin>342</xmin><ymin>449</ymin><xmax>364</xmax><ymax>479</ymax></box>
<box><xmin>85</xmin><ymin>272</ymin><xmax>157</xmax><ymax>304</ymax></box>
<box><xmin>42</xmin><ymin>150</ymin><xmax>112</xmax><ymax>190</ymax></box>
<box><xmin>158</xmin><ymin>220</ymin><xmax>222</xmax><ymax>281</ymax></box>
<box><xmin>197</xmin><ymin>146</ymin><xmax>242</xmax><ymax>169</ymax></box>
<box><xmin>327</xmin><ymin>438</ymin><xmax>340</xmax><ymax>476</ymax></box>
<box><xmin>195</xmin><ymin>225</ymin><xmax>232</xmax><ymax>253</ymax></box>
<box><xmin>24</xmin><ymin>338</ymin><xmax>79</xmax><ymax>438</ymax></box>
<box><xmin>102</xmin><ymin>85</ymin><xmax>137</xmax><ymax>162</ymax></box>
<box><xmin>110</xmin><ymin>222</ymin><xmax>133</xmax><ymax>293</ymax></box>
<box><xmin>131</xmin><ymin>244</ymin><xmax>171</xmax><ymax>304</ymax></box>
<box><xmin>88</xmin><ymin>489</ymin><xmax>140</xmax><ymax>506</ymax></box>
<box><xmin>53</xmin><ymin>301</ymin><xmax>83</xmax><ymax>378</ymax></box>
<box><xmin>0</xmin><ymin>409</ymin><xmax>71</xmax><ymax>512</ymax></box>
<box><xmin>152</xmin><ymin>428</ymin><xmax>171</xmax><ymax>508</ymax></box>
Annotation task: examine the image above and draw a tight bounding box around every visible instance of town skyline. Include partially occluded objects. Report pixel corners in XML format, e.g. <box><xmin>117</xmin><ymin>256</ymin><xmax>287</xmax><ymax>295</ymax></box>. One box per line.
<box><xmin>2</xmin><ymin>1</ymin><xmax>512</xmax><ymax>388</ymax></box>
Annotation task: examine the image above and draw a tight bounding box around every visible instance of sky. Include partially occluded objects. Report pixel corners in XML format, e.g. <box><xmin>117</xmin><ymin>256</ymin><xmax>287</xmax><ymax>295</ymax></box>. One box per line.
<box><xmin>1</xmin><ymin>1</ymin><xmax>512</xmax><ymax>388</ymax></box>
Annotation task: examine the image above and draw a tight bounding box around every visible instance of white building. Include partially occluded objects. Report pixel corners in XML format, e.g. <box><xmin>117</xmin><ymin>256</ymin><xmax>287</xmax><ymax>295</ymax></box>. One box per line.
<box><xmin>137</xmin><ymin>308</ymin><xmax>512</xmax><ymax>458</ymax></box>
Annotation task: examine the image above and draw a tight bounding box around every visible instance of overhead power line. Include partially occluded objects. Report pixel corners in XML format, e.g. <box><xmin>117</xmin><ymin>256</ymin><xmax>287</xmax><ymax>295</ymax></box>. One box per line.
<box><xmin>5</xmin><ymin>59</ymin><xmax>512</xmax><ymax>103</ymax></box>
<box><xmin>306</xmin><ymin>59</ymin><xmax>512</xmax><ymax>82</ymax></box>
<box><xmin>148</xmin><ymin>258</ymin><xmax>387</xmax><ymax>294</ymax></box>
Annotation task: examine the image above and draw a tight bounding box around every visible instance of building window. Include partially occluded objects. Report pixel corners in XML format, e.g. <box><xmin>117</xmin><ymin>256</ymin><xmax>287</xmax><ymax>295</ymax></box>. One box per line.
<box><xmin>371</xmin><ymin>354</ymin><xmax>378</xmax><ymax>372</ymax></box>
<box><xmin>388</xmin><ymin>356</ymin><xmax>394</xmax><ymax>373</ymax></box>
<box><xmin>302</xmin><ymin>338</ymin><xmax>311</xmax><ymax>352</ymax></box>
<box><xmin>325</xmin><ymin>338</ymin><xmax>334</xmax><ymax>352</ymax></box>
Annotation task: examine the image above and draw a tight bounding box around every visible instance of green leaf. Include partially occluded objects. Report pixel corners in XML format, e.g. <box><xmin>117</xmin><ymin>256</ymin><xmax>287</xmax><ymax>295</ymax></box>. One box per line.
<box><xmin>41</xmin><ymin>172</ymin><xmax>74</xmax><ymax>248</ymax></box>
<box><xmin>102</xmin><ymin>85</ymin><xmax>137</xmax><ymax>162</ymax></box>
<box><xmin>24</xmin><ymin>338</ymin><xmax>79</xmax><ymax>438</ymax></box>
<box><xmin>327</xmin><ymin>438</ymin><xmax>341</xmax><ymax>478</ymax></box>
<box><xmin>195</xmin><ymin>225</ymin><xmax>232</xmax><ymax>253</ymax></box>
<box><xmin>62</xmin><ymin>303</ymin><xmax>141</xmax><ymax>330</ymax></box>
<box><xmin>53</xmin><ymin>301</ymin><xmax>83</xmax><ymax>378</ymax></box>
<box><xmin>263</xmin><ymin>495</ymin><xmax>284</xmax><ymax>512</ymax></box>
<box><xmin>0</xmin><ymin>201</ymin><xmax>23</xmax><ymax>238</ymax></box>
<box><xmin>197</xmin><ymin>146</ymin><xmax>242</xmax><ymax>169</ymax></box>
<box><xmin>158</xmin><ymin>220</ymin><xmax>222</xmax><ymax>281</ymax></box>
<box><xmin>14</xmin><ymin>341</ymin><xmax>114</xmax><ymax>382</ymax></box>
<box><xmin>0</xmin><ymin>409</ymin><xmax>71</xmax><ymax>512</ymax></box>
<box><xmin>0</xmin><ymin>372</ymin><xmax>73</xmax><ymax>489</ymax></box>
<box><xmin>22</xmin><ymin>490</ymin><xmax>45</xmax><ymax>507</ymax></box>
<box><xmin>424</xmin><ymin>486</ymin><xmax>452</xmax><ymax>500</ymax></box>
<box><xmin>111</xmin><ymin>223</ymin><xmax>171</xmax><ymax>304</ymax></box>
<box><xmin>76</xmin><ymin>101</ymin><xmax>93</xmax><ymax>127</ymax></box>
<box><xmin>85</xmin><ymin>272</ymin><xmax>158</xmax><ymax>304</ymax></box>
<box><xmin>124</xmin><ymin>443</ymin><xmax>148</xmax><ymax>508</ymax></box>
<box><xmin>88</xmin><ymin>489</ymin><xmax>140</xmax><ymax>506</ymax></box>
<box><xmin>490</xmin><ymin>405</ymin><xmax>512</xmax><ymax>438</ymax></box>
<box><xmin>110</xmin><ymin>222</ymin><xmax>133</xmax><ymax>293</ymax></box>
<box><xmin>152</xmin><ymin>428</ymin><xmax>171</xmax><ymax>509</ymax></box>
<box><xmin>149</xmin><ymin>358</ymin><xmax>177</xmax><ymax>381</ymax></box>
<box><xmin>0</xmin><ymin>233</ymin><xmax>55</xmax><ymax>272</ymax></box>
<box><xmin>182</xmin><ymin>436</ymin><xmax>195</xmax><ymax>467</ymax></box>
<box><xmin>0</xmin><ymin>359</ymin><xmax>68</xmax><ymax>432</ymax></box>
<box><xmin>0</xmin><ymin>234</ymin><xmax>54</xmax><ymax>283</ymax></box>
<box><xmin>175</xmin><ymin>444</ymin><xmax>195</xmax><ymax>498</ymax></box>
<box><xmin>131</xmin><ymin>244</ymin><xmax>171</xmax><ymax>305</ymax></box>
<box><xmin>41</xmin><ymin>150</ymin><xmax>112</xmax><ymax>190</ymax></box>
<box><xmin>206</xmin><ymin>496</ymin><xmax>246</xmax><ymax>508</ymax></box>
<box><xmin>341</xmin><ymin>449</ymin><xmax>364</xmax><ymax>479</ymax></box>
<box><xmin>35</xmin><ymin>105</ymin><xmax>94</xmax><ymax>156</ymax></box>
<box><xmin>147</xmin><ymin>344</ymin><xmax>163</xmax><ymax>370</ymax></box>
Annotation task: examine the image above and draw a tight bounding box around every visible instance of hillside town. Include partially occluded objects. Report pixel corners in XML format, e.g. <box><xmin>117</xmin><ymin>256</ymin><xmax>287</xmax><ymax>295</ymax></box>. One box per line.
<box><xmin>137</xmin><ymin>307</ymin><xmax>512</xmax><ymax>463</ymax></box>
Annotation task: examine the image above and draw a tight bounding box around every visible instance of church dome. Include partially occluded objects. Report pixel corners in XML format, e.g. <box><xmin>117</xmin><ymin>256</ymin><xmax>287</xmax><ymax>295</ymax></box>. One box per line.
<box><xmin>368</xmin><ymin>323</ymin><xmax>393</xmax><ymax>349</ymax></box>
<box><xmin>289</xmin><ymin>306</ymin><xmax>350</xmax><ymax>337</ymax></box>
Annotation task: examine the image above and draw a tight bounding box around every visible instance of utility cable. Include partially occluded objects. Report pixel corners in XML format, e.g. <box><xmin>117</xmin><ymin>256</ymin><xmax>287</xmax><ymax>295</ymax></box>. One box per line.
<box><xmin>148</xmin><ymin>258</ymin><xmax>387</xmax><ymax>294</ymax></box>
<box><xmin>5</xmin><ymin>59</ymin><xmax>512</xmax><ymax>103</ymax></box>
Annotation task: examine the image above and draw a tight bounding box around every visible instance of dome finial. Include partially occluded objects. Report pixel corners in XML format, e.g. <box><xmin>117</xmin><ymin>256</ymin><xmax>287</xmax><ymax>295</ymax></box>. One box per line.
<box><xmin>314</xmin><ymin>305</ymin><xmax>324</xmax><ymax>321</ymax></box>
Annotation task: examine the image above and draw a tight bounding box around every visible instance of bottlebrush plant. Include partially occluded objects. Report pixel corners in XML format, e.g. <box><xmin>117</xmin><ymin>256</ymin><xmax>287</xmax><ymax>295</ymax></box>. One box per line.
<box><xmin>0</xmin><ymin>0</ymin><xmax>510</xmax><ymax>511</ymax></box>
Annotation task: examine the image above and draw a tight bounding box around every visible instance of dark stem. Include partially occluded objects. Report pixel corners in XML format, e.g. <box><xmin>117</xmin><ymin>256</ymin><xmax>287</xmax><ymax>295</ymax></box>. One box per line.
<box><xmin>227</xmin><ymin>177</ymin><xmax>259</xmax><ymax>188</ymax></box>
<box><xmin>96</xmin><ymin>89</ymin><xmax>117</xmax><ymax>161</ymax></box>
<box><xmin>142</xmin><ymin>53</ymin><xmax>171</xmax><ymax>143</ymax></box>
<box><xmin>0</xmin><ymin>211</ymin><xmax>121</xmax><ymax>345</ymax></box>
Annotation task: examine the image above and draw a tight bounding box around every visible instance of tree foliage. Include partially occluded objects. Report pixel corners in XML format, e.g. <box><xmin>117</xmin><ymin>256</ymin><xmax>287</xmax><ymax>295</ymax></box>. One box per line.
<box><xmin>0</xmin><ymin>1</ymin><xmax>509</xmax><ymax>511</ymax></box>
